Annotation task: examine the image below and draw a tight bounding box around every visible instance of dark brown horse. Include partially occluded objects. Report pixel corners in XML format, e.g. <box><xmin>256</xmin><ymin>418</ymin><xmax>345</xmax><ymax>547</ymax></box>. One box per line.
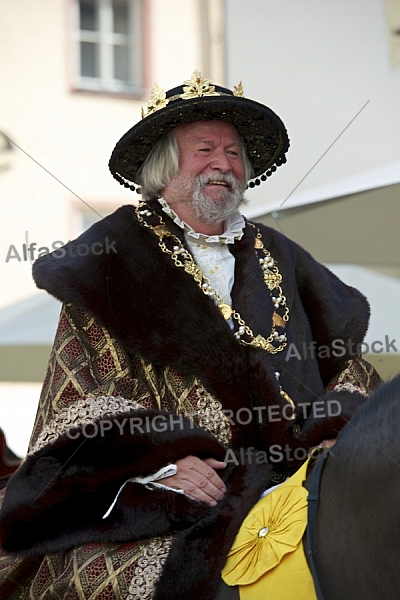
<box><xmin>307</xmin><ymin>373</ymin><xmax>400</xmax><ymax>600</ymax></box>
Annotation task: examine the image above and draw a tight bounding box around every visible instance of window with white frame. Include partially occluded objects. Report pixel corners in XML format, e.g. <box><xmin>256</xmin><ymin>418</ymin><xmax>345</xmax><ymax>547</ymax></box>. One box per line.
<box><xmin>74</xmin><ymin>0</ymin><xmax>143</xmax><ymax>93</ymax></box>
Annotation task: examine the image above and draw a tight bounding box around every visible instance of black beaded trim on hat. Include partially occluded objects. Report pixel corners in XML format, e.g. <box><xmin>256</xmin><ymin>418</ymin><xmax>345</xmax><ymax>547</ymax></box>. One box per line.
<box><xmin>247</xmin><ymin>154</ymin><xmax>287</xmax><ymax>188</ymax></box>
<box><xmin>113</xmin><ymin>150</ymin><xmax>288</xmax><ymax>194</ymax></box>
<box><xmin>113</xmin><ymin>169</ymin><xmax>142</xmax><ymax>194</ymax></box>
<box><xmin>112</xmin><ymin>155</ymin><xmax>288</xmax><ymax>195</ymax></box>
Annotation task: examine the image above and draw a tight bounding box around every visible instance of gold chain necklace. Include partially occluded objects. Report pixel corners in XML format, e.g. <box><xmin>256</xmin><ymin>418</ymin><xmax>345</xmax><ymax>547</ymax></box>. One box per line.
<box><xmin>135</xmin><ymin>202</ymin><xmax>289</xmax><ymax>355</ymax></box>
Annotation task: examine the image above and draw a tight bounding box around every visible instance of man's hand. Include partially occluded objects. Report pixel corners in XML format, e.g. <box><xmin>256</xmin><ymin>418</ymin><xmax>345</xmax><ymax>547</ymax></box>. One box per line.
<box><xmin>158</xmin><ymin>456</ymin><xmax>227</xmax><ymax>506</ymax></box>
<box><xmin>317</xmin><ymin>438</ymin><xmax>336</xmax><ymax>449</ymax></box>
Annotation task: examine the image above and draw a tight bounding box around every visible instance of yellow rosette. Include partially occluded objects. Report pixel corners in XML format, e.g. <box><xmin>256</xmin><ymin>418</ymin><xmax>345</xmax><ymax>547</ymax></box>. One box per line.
<box><xmin>221</xmin><ymin>460</ymin><xmax>317</xmax><ymax>600</ymax></box>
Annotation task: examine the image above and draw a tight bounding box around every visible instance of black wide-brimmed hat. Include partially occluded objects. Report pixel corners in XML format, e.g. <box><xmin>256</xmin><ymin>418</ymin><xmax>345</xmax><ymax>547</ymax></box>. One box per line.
<box><xmin>109</xmin><ymin>70</ymin><xmax>290</xmax><ymax>191</ymax></box>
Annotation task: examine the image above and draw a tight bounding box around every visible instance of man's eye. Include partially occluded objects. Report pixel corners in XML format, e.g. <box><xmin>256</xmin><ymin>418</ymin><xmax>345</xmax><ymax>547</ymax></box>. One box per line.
<box><xmin>199</xmin><ymin>148</ymin><xmax>211</xmax><ymax>153</ymax></box>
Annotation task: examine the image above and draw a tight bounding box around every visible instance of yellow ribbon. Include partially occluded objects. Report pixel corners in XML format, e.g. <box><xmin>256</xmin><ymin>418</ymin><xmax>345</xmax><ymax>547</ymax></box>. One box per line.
<box><xmin>221</xmin><ymin>460</ymin><xmax>317</xmax><ymax>600</ymax></box>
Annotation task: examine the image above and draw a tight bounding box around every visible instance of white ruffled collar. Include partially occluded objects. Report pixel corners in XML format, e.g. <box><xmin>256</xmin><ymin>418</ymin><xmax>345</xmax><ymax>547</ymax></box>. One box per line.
<box><xmin>157</xmin><ymin>198</ymin><xmax>245</xmax><ymax>244</ymax></box>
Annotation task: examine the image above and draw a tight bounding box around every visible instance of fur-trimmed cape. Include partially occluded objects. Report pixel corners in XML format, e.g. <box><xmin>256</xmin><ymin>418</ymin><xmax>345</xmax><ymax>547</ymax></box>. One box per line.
<box><xmin>31</xmin><ymin>199</ymin><xmax>372</xmax><ymax>446</ymax></box>
<box><xmin>0</xmin><ymin>200</ymin><xmax>377</xmax><ymax>599</ymax></box>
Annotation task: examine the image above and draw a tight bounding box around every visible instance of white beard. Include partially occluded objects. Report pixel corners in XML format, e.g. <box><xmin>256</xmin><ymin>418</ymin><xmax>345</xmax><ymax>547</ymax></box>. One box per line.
<box><xmin>188</xmin><ymin>173</ymin><xmax>247</xmax><ymax>224</ymax></box>
<box><xmin>163</xmin><ymin>172</ymin><xmax>248</xmax><ymax>225</ymax></box>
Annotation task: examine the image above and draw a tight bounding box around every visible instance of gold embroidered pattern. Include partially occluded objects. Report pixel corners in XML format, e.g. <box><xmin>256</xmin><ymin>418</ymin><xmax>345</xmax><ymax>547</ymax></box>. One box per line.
<box><xmin>327</xmin><ymin>356</ymin><xmax>382</xmax><ymax>396</ymax></box>
<box><xmin>189</xmin><ymin>385</ymin><xmax>232</xmax><ymax>447</ymax></box>
<box><xmin>128</xmin><ymin>536</ymin><xmax>173</xmax><ymax>599</ymax></box>
<box><xmin>25</xmin><ymin>541</ymin><xmax>144</xmax><ymax>599</ymax></box>
<box><xmin>28</xmin><ymin>304</ymin><xmax>152</xmax><ymax>451</ymax></box>
<box><xmin>333</xmin><ymin>382</ymin><xmax>368</xmax><ymax>397</ymax></box>
<box><xmin>29</xmin><ymin>396</ymin><xmax>144</xmax><ymax>454</ymax></box>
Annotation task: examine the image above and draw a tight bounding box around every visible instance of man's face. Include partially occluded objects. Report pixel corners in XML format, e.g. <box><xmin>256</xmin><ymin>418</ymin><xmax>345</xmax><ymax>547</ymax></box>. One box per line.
<box><xmin>162</xmin><ymin>120</ymin><xmax>247</xmax><ymax>225</ymax></box>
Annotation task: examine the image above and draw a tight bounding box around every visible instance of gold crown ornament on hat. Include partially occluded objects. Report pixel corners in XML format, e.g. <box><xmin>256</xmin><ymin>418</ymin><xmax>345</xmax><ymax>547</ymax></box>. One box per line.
<box><xmin>109</xmin><ymin>69</ymin><xmax>289</xmax><ymax>192</ymax></box>
<box><xmin>141</xmin><ymin>70</ymin><xmax>245</xmax><ymax>119</ymax></box>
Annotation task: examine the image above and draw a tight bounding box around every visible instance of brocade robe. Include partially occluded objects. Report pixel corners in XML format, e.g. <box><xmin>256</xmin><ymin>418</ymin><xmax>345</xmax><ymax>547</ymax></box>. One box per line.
<box><xmin>0</xmin><ymin>200</ymin><xmax>381</xmax><ymax>599</ymax></box>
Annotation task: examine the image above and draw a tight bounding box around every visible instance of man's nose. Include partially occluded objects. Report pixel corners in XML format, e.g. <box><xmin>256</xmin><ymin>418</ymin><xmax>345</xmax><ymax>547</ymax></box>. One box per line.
<box><xmin>210</xmin><ymin>151</ymin><xmax>231</xmax><ymax>173</ymax></box>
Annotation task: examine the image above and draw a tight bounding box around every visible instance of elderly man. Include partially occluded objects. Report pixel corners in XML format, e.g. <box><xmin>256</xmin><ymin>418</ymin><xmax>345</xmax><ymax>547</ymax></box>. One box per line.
<box><xmin>0</xmin><ymin>71</ymin><xmax>380</xmax><ymax>599</ymax></box>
